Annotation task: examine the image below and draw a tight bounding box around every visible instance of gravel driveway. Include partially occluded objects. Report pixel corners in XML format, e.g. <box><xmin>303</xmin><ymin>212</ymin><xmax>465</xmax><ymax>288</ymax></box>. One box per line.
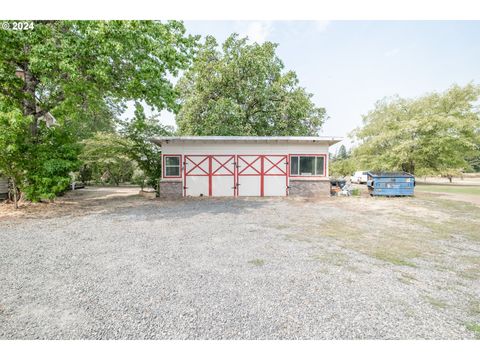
<box><xmin>1</xmin><ymin>188</ymin><xmax>479</xmax><ymax>339</ymax></box>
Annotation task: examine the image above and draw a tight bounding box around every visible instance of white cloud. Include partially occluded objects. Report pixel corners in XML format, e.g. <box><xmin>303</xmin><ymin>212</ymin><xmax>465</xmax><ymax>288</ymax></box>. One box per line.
<box><xmin>384</xmin><ymin>48</ymin><xmax>400</xmax><ymax>57</ymax></box>
<box><xmin>314</xmin><ymin>20</ymin><xmax>331</xmax><ymax>32</ymax></box>
<box><xmin>244</xmin><ymin>21</ymin><xmax>273</xmax><ymax>43</ymax></box>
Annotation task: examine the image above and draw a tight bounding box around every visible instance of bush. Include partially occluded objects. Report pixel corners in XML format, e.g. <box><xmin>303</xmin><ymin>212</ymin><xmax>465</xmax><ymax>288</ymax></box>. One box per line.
<box><xmin>0</xmin><ymin>108</ymin><xmax>80</xmax><ymax>203</ymax></box>
<box><xmin>23</xmin><ymin>125</ymin><xmax>80</xmax><ymax>201</ymax></box>
<box><xmin>351</xmin><ymin>188</ymin><xmax>361</xmax><ymax>196</ymax></box>
<box><xmin>132</xmin><ymin>168</ymin><xmax>147</xmax><ymax>190</ymax></box>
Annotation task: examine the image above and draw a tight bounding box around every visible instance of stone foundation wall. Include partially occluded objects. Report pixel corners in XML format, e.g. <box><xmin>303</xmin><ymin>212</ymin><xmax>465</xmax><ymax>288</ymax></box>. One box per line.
<box><xmin>159</xmin><ymin>180</ymin><xmax>183</xmax><ymax>199</ymax></box>
<box><xmin>288</xmin><ymin>179</ymin><xmax>330</xmax><ymax>197</ymax></box>
<box><xmin>159</xmin><ymin>179</ymin><xmax>330</xmax><ymax>198</ymax></box>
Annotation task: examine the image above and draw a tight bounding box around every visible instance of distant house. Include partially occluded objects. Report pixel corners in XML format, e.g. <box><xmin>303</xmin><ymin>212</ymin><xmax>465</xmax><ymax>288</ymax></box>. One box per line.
<box><xmin>151</xmin><ymin>136</ymin><xmax>342</xmax><ymax>198</ymax></box>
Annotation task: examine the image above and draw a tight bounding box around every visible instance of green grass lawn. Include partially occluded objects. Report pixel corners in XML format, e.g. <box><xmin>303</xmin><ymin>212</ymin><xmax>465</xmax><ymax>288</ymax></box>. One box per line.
<box><xmin>416</xmin><ymin>185</ymin><xmax>480</xmax><ymax>196</ymax></box>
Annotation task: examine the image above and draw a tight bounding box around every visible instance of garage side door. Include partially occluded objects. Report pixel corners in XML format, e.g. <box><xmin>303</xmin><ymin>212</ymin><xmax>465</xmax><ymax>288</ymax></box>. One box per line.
<box><xmin>237</xmin><ymin>155</ymin><xmax>262</xmax><ymax>196</ymax></box>
<box><xmin>263</xmin><ymin>155</ymin><xmax>288</xmax><ymax>196</ymax></box>
<box><xmin>211</xmin><ymin>155</ymin><xmax>235</xmax><ymax>197</ymax></box>
<box><xmin>184</xmin><ymin>155</ymin><xmax>209</xmax><ymax>196</ymax></box>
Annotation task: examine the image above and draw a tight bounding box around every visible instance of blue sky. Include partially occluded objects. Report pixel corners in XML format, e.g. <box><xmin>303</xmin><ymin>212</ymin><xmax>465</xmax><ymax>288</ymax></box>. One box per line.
<box><xmin>152</xmin><ymin>21</ymin><xmax>480</xmax><ymax>151</ymax></box>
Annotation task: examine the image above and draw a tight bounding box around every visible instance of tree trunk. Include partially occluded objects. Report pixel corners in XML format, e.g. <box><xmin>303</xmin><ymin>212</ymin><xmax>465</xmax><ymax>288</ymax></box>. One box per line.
<box><xmin>11</xmin><ymin>178</ymin><xmax>18</xmax><ymax>209</ymax></box>
<box><xmin>402</xmin><ymin>160</ymin><xmax>415</xmax><ymax>175</ymax></box>
<box><xmin>21</xmin><ymin>68</ymin><xmax>40</xmax><ymax>137</ymax></box>
<box><xmin>448</xmin><ymin>176</ymin><xmax>453</xmax><ymax>183</ymax></box>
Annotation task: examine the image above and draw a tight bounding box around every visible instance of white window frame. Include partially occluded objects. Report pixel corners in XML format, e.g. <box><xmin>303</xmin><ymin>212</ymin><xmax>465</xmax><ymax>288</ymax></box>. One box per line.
<box><xmin>289</xmin><ymin>155</ymin><xmax>326</xmax><ymax>177</ymax></box>
<box><xmin>163</xmin><ymin>155</ymin><xmax>182</xmax><ymax>178</ymax></box>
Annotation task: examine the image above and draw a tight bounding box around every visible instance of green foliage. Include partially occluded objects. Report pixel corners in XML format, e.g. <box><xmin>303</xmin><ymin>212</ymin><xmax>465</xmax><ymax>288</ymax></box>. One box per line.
<box><xmin>120</xmin><ymin>103</ymin><xmax>173</xmax><ymax>189</ymax></box>
<box><xmin>352</xmin><ymin>84</ymin><xmax>480</xmax><ymax>176</ymax></box>
<box><xmin>0</xmin><ymin>106</ymin><xmax>30</xmax><ymax>206</ymax></box>
<box><xmin>466</xmin><ymin>152</ymin><xmax>480</xmax><ymax>172</ymax></box>
<box><xmin>330</xmin><ymin>157</ymin><xmax>356</xmax><ymax>177</ymax></box>
<box><xmin>350</xmin><ymin>188</ymin><xmax>361</xmax><ymax>196</ymax></box>
<box><xmin>0</xmin><ymin>20</ymin><xmax>197</xmax><ymax>202</ymax></box>
<box><xmin>175</xmin><ymin>34</ymin><xmax>326</xmax><ymax>136</ymax></box>
<box><xmin>23</xmin><ymin>123</ymin><xmax>80</xmax><ymax>201</ymax></box>
<box><xmin>79</xmin><ymin>132</ymin><xmax>136</xmax><ymax>186</ymax></box>
<box><xmin>132</xmin><ymin>169</ymin><xmax>147</xmax><ymax>190</ymax></box>
<box><xmin>336</xmin><ymin>145</ymin><xmax>348</xmax><ymax>160</ymax></box>
<box><xmin>78</xmin><ymin>164</ymin><xmax>93</xmax><ymax>184</ymax></box>
<box><xmin>466</xmin><ymin>323</ymin><xmax>480</xmax><ymax>339</ymax></box>
<box><xmin>329</xmin><ymin>145</ymin><xmax>355</xmax><ymax>176</ymax></box>
<box><xmin>0</xmin><ymin>21</ymin><xmax>198</xmax><ymax>133</ymax></box>
<box><xmin>0</xmin><ymin>103</ymin><xmax>80</xmax><ymax>202</ymax></box>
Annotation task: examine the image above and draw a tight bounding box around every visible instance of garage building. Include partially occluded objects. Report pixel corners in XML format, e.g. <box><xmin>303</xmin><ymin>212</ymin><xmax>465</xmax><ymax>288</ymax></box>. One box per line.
<box><xmin>151</xmin><ymin>136</ymin><xmax>342</xmax><ymax>198</ymax></box>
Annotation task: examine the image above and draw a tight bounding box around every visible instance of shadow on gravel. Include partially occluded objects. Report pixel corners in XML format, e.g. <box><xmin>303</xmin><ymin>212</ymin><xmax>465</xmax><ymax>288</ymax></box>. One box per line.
<box><xmin>107</xmin><ymin>197</ymin><xmax>271</xmax><ymax>221</ymax></box>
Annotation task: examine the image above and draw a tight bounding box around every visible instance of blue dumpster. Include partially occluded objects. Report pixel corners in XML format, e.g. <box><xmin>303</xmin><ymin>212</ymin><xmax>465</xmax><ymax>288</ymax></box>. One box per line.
<box><xmin>366</xmin><ymin>172</ymin><xmax>415</xmax><ymax>196</ymax></box>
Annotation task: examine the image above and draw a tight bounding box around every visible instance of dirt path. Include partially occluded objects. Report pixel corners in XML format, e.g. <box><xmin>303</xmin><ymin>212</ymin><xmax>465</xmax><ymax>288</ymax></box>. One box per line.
<box><xmin>0</xmin><ymin>186</ymin><xmax>142</xmax><ymax>221</ymax></box>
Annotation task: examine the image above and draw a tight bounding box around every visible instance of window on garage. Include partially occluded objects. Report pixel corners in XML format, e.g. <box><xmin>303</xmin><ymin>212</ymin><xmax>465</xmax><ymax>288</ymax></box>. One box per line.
<box><xmin>290</xmin><ymin>155</ymin><xmax>325</xmax><ymax>176</ymax></box>
<box><xmin>164</xmin><ymin>155</ymin><xmax>181</xmax><ymax>177</ymax></box>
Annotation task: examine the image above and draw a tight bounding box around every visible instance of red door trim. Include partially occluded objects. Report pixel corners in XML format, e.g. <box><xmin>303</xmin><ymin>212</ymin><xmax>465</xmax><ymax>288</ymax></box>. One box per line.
<box><xmin>208</xmin><ymin>156</ymin><xmax>212</xmax><ymax>196</ymax></box>
<box><xmin>184</xmin><ymin>154</ymin><xmax>290</xmax><ymax>197</ymax></box>
<box><xmin>288</xmin><ymin>154</ymin><xmax>328</xmax><ymax>178</ymax></box>
<box><xmin>260</xmin><ymin>156</ymin><xmax>264</xmax><ymax>197</ymax></box>
<box><xmin>184</xmin><ymin>155</ymin><xmax>210</xmax><ymax>197</ymax></box>
<box><xmin>237</xmin><ymin>155</ymin><xmax>262</xmax><ymax>175</ymax></box>
<box><xmin>237</xmin><ymin>154</ymin><xmax>288</xmax><ymax>197</ymax></box>
<box><xmin>212</xmin><ymin>155</ymin><xmax>235</xmax><ymax>175</ymax></box>
<box><xmin>184</xmin><ymin>155</ymin><xmax>236</xmax><ymax>197</ymax></box>
<box><xmin>163</xmin><ymin>154</ymin><xmax>182</xmax><ymax>179</ymax></box>
<box><xmin>263</xmin><ymin>156</ymin><xmax>287</xmax><ymax>175</ymax></box>
<box><xmin>185</xmin><ymin>155</ymin><xmax>209</xmax><ymax>176</ymax></box>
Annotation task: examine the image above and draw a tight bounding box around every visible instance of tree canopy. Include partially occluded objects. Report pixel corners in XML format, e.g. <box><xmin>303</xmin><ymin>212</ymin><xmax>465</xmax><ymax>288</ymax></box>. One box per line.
<box><xmin>0</xmin><ymin>20</ymin><xmax>197</xmax><ymax>138</ymax></box>
<box><xmin>352</xmin><ymin>83</ymin><xmax>480</xmax><ymax>176</ymax></box>
<box><xmin>175</xmin><ymin>34</ymin><xmax>327</xmax><ymax>136</ymax></box>
<box><xmin>79</xmin><ymin>132</ymin><xmax>136</xmax><ymax>186</ymax></box>
<box><xmin>119</xmin><ymin>103</ymin><xmax>173</xmax><ymax>188</ymax></box>
<box><xmin>0</xmin><ymin>20</ymin><xmax>197</xmax><ymax>203</ymax></box>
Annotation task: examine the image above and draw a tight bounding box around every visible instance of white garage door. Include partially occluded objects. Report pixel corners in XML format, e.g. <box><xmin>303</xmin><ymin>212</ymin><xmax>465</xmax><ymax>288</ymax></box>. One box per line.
<box><xmin>237</xmin><ymin>155</ymin><xmax>287</xmax><ymax>197</ymax></box>
<box><xmin>184</xmin><ymin>155</ymin><xmax>209</xmax><ymax>196</ymax></box>
<box><xmin>184</xmin><ymin>155</ymin><xmax>236</xmax><ymax>197</ymax></box>
<box><xmin>211</xmin><ymin>155</ymin><xmax>235</xmax><ymax>196</ymax></box>
<box><xmin>263</xmin><ymin>155</ymin><xmax>288</xmax><ymax>196</ymax></box>
<box><xmin>237</xmin><ymin>155</ymin><xmax>262</xmax><ymax>196</ymax></box>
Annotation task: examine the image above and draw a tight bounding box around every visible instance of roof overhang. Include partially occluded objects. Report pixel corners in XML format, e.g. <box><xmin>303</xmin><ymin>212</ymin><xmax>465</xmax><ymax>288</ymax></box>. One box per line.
<box><xmin>150</xmin><ymin>136</ymin><xmax>343</xmax><ymax>147</ymax></box>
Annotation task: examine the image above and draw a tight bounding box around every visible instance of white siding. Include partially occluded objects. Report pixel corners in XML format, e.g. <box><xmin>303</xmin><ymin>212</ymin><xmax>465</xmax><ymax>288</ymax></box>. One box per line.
<box><xmin>161</xmin><ymin>141</ymin><xmax>329</xmax><ymax>156</ymax></box>
<box><xmin>162</xmin><ymin>141</ymin><xmax>330</xmax><ymax>181</ymax></box>
<box><xmin>160</xmin><ymin>140</ymin><xmax>332</xmax><ymax>197</ymax></box>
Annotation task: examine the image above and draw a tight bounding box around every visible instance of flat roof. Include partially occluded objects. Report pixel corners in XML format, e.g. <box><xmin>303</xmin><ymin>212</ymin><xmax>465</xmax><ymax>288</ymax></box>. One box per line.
<box><xmin>151</xmin><ymin>136</ymin><xmax>342</xmax><ymax>146</ymax></box>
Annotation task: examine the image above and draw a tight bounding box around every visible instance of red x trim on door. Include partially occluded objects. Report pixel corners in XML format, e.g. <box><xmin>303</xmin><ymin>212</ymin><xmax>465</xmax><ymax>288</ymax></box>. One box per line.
<box><xmin>185</xmin><ymin>156</ymin><xmax>209</xmax><ymax>175</ymax></box>
<box><xmin>237</xmin><ymin>156</ymin><xmax>261</xmax><ymax>175</ymax></box>
<box><xmin>212</xmin><ymin>155</ymin><xmax>235</xmax><ymax>175</ymax></box>
<box><xmin>264</xmin><ymin>156</ymin><xmax>287</xmax><ymax>175</ymax></box>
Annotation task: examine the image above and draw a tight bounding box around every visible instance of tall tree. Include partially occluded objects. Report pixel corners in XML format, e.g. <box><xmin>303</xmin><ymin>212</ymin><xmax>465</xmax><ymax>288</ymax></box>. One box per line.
<box><xmin>119</xmin><ymin>103</ymin><xmax>173</xmax><ymax>189</ymax></box>
<box><xmin>0</xmin><ymin>107</ymin><xmax>30</xmax><ymax>208</ymax></box>
<box><xmin>0</xmin><ymin>20</ymin><xmax>197</xmax><ymax>201</ymax></box>
<box><xmin>352</xmin><ymin>83</ymin><xmax>480</xmax><ymax>177</ymax></box>
<box><xmin>0</xmin><ymin>102</ymin><xmax>80</xmax><ymax>203</ymax></box>
<box><xmin>0</xmin><ymin>20</ymin><xmax>197</xmax><ymax>138</ymax></box>
<box><xmin>175</xmin><ymin>34</ymin><xmax>327</xmax><ymax>136</ymax></box>
<box><xmin>336</xmin><ymin>144</ymin><xmax>348</xmax><ymax>160</ymax></box>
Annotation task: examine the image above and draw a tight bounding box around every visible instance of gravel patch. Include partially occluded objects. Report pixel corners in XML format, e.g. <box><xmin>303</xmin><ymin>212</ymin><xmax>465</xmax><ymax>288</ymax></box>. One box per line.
<box><xmin>0</xmin><ymin>190</ymin><xmax>478</xmax><ymax>339</ymax></box>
